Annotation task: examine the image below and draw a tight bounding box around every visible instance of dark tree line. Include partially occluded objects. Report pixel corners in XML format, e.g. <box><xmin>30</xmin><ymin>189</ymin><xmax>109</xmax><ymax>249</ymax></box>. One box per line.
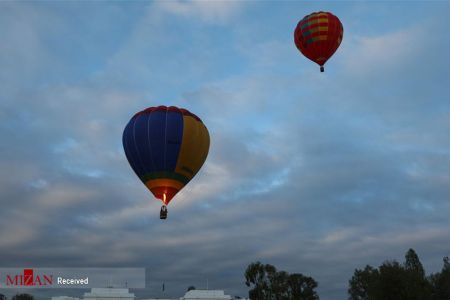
<box><xmin>348</xmin><ymin>248</ymin><xmax>450</xmax><ymax>300</ymax></box>
<box><xmin>245</xmin><ymin>261</ymin><xmax>319</xmax><ymax>300</ymax></box>
<box><xmin>245</xmin><ymin>250</ymin><xmax>449</xmax><ymax>300</ymax></box>
<box><xmin>12</xmin><ymin>295</ymin><xmax>33</xmax><ymax>300</ymax></box>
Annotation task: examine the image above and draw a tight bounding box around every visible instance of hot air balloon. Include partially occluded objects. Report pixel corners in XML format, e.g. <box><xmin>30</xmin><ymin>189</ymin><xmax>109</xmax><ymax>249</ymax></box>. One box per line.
<box><xmin>294</xmin><ymin>11</ymin><xmax>343</xmax><ymax>72</ymax></box>
<box><xmin>122</xmin><ymin>106</ymin><xmax>210</xmax><ymax>219</ymax></box>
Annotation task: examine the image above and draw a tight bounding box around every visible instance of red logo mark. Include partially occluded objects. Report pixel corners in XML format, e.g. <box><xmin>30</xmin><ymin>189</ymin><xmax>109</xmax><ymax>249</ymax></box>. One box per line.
<box><xmin>6</xmin><ymin>269</ymin><xmax>53</xmax><ymax>286</ymax></box>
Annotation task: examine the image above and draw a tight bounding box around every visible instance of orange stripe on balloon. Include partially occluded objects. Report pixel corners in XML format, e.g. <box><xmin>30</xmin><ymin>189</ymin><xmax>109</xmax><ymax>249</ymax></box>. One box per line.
<box><xmin>145</xmin><ymin>178</ymin><xmax>185</xmax><ymax>190</ymax></box>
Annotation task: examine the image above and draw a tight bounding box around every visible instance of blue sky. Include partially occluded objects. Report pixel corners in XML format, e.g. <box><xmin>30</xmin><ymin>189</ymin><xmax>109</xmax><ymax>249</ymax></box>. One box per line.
<box><xmin>1</xmin><ymin>1</ymin><xmax>450</xmax><ymax>299</ymax></box>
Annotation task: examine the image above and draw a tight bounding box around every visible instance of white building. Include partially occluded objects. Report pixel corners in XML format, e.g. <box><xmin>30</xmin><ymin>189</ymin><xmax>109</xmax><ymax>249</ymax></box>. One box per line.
<box><xmin>54</xmin><ymin>287</ymin><xmax>234</xmax><ymax>300</ymax></box>
<box><xmin>83</xmin><ymin>288</ymin><xmax>135</xmax><ymax>300</ymax></box>
<box><xmin>51</xmin><ymin>297</ymin><xmax>81</xmax><ymax>300</ymax></box>
<box><xmin>182</xmin><ymin>290</ymin><xmax>231</xmax><ymax>300</ymax></box>
<box><xmin>143</xmin><ymin>289</ymin><xmax>232</xmax><ymax>300</ymax></box>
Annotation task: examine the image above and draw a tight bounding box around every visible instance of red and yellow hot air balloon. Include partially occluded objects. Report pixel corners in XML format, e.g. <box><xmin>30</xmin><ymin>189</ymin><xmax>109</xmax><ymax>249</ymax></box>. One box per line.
<box><xmin>122</xmin><ymin>106</ymin><xmax>210</xmax><ymax>219</ymax></box>
<box><xmin>294</xmin><ymin>11</ymin><xmax>343</xmax><ymax>72</ymax></box>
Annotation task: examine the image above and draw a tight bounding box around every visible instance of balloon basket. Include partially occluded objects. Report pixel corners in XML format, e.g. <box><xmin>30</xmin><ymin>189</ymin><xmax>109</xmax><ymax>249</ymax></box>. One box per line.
<box><xmin>160</xmin><ymin>205</ymin><xmax>168</xmax><ymax>220</ymax></box>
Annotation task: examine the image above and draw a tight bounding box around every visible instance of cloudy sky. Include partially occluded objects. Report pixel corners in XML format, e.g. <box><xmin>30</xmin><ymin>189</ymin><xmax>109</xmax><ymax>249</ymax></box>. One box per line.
<box><xmin>1</xmin><ymin>1</ymin><xmax>450</xmax><ymax>299</ymax></box>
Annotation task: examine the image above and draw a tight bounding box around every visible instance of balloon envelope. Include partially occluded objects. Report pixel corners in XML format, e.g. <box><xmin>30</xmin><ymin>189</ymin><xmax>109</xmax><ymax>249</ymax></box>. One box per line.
<box><xmin>122</xmin><ymin>106</ymin><xmax>210</xmax><ymax>205</ymax></box>
<box><xmin>294</xmin><ymin>11</ymin><xmax>343</xmax><ymax>71</ymax></box>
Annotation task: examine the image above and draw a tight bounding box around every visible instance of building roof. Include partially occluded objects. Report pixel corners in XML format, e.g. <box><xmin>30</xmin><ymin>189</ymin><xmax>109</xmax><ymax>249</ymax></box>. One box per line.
<box><xmin>83</xmin><ymin>288</ymin><xmax>135</xmax><ymax>299</ymax></box>
<box><xmin>182</xmin><ymin>290</ymin><xmax>231</xmax><ymax>300</ymax></box>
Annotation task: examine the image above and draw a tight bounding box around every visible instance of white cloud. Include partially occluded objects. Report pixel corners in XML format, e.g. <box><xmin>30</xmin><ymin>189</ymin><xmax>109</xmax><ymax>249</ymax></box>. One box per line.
<box><xmin>156</xmin><ymin>0</ymin><xmax>245</xmax><ymax>24</ymax></box>
<box><xmin>340</xmin><ymin>25</ymin><xmax>425</xmax><ymax>75</ymax></box>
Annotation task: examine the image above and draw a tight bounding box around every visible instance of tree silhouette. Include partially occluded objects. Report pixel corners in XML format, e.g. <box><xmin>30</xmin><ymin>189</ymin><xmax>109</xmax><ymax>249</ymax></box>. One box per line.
<box><xmin>404</xmin><ymin>249</ymin><xmax>425</xmax><ymax>276</ymax></box>
<box><xmin>403</xmin><ymin>249</ymin><xmax>432</xmax><ymax>300</ymax></box>
<box><xmin>245</xmin><ymin>261</ymin><xmax>318</xmax><ymax>300</ymax></box>
<box><xmin>429</xmin><ymin>256</ymin><xmax>450</xmax><ymax>300</ymax></box>
<box><xmin>288</xmin><ymin>273</ymin><xmax>319</xmax><ymax>300</ymax></box>
<box><xmin>348</xmin><ymin>249</ymin><xmax>444</xmax><ymax>300</ymax></box>
<box><xmin>348</xmin><ymin>265</ymin><xmax>379</xmax><ymax>300</ymax></box>
<box><xmin>12</xmin><ymin>294</ymin><xmax>33</xmax><ymax>300</ymax></box>
<box><xmin>245</xmin><ymin>262</ymin><xmax>271</xmax><ymax>300</ymax></box>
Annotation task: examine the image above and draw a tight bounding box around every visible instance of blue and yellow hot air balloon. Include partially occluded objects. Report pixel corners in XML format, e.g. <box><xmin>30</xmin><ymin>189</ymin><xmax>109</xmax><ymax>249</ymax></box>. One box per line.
<box><xmin>122</xmin><ymin>106</ymin><xmax>210</xmax><ymax>219</ymax></box>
